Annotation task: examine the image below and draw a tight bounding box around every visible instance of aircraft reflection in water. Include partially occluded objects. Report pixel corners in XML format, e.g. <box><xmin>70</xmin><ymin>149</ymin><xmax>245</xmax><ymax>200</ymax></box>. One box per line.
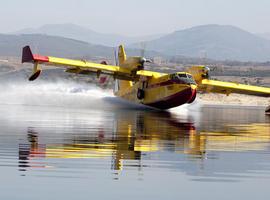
<box><xmin>19</xmin><ymin>112</ymin><xmax>195</xmax><ymax>171</ymax></box>
<box><xmin>19</xmin><ymin>110</ymin><xmax>270</xmax><ymax>173</ymax></box>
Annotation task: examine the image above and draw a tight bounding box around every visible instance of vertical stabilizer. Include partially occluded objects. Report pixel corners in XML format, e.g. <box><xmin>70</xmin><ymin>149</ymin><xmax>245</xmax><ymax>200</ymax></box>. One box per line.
<box><xmin>118</xmin><ymin>45</ymin><xmax>126</xmax><ymax>65</ymax></box>
<box><xmin>117</xmin><ymin>45</ymin><xmax>132</xmax><ymax>92</ymax></box>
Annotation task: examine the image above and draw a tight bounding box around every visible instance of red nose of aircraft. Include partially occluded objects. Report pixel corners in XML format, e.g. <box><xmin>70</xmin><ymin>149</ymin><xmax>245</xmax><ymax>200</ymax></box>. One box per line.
<box><xmin>188</xmin><ymin>85</ymin><xmax>197</xmax><ymax>104</ymax></box>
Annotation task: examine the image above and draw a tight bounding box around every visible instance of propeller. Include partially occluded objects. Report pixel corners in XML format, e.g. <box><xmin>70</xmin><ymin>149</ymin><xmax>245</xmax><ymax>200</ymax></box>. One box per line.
<box><xmin>139</xmin><ymin>42</ymin><xmax>153</xmax><ymax>69</ymax></box>
<box><xmin>114</xmin><ymin>47</ymin><xmax>119</xmax><ymax>66</ymax></box>
<box><xmin>140</xmin><ymin>42</ymin><xmax>147</xmax><ymax>58</ymax></box>
<box><xmin>139</xmin><ymin>57</ymin><xmax>152</xmax><ymax>65</ymax></box>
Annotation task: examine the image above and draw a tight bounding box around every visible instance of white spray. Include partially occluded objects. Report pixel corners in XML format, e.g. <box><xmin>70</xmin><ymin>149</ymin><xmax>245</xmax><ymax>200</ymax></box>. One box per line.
<box><xmin>0</xmin><ymin>80</ymin><xmax>114</xmax><ymax>109</ymax></box>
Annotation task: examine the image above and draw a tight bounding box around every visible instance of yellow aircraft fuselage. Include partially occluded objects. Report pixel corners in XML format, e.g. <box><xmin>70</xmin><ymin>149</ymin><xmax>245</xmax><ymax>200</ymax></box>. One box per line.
<box><xmin>114</xmin><ymin>74</ymin><xmax>197</xmax><ymax>109</ymax></box>
<box><xmin>113</xmin><ymin>46</ymin><xmax>197</xmax><ymax>109</ymax></box>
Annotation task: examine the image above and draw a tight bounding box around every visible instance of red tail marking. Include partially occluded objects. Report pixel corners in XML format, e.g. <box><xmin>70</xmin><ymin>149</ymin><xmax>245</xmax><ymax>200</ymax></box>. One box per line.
<box><xmin>22</xmin><ymin>46</ymin><xmax>49</xmax><ymax>63</ymax></box>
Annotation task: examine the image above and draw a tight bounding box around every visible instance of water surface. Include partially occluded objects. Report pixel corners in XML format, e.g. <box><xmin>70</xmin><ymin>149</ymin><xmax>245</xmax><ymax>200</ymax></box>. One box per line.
<box><xmin>0</xmin><ymin>102</ymin><xmax>269</xmax><ymax>200</ymax></box>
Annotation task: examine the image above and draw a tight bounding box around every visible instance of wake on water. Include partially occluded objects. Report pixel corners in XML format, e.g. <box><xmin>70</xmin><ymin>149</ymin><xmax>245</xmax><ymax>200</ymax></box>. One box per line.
<box><xmin>0</xmin><ymin>80</ymin><xmax>202</xmax><ymax>116</ymax></box>
<box><xmin>0</xmin><ymin>80</ymin><xmax>113</xmax><ymax>109</ymax></box>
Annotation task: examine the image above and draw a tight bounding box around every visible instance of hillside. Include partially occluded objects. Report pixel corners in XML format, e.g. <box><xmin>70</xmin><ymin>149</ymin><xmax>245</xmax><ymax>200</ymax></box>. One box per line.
<box><xmin>130</xmin><ymin>25</ymin><xmax>270</xmax><ymax>62</ymax></box>
<box><xmin>3</xmin><ymin>24</ymin><xmax>270</xmax><ymax>63</ymax></box>
<box><xmin>0</xmin><ymin>33</ymin><xmax>166</xmax><ymax>60</ymax></box>
<box><xmin>12</xmin><ymin>23</ymin><xmax>164</xmax><ymax>47</ymax></box>
<box><xmin>0</xmin><ymin>33</ymin><xmax>115</xmax><ymax>58</ymax></box>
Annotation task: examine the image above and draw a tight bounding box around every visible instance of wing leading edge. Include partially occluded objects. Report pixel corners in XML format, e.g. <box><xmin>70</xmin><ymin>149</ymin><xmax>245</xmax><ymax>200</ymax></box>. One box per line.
<box><xmin>199</xmin><ymin>79</ymin><xmax>270</xmax><ymax>97</ymax></box>
<box><xmin>22</xmin><ymin>46</ymin><xmax>164</xmax><ymax>81</ymax></box>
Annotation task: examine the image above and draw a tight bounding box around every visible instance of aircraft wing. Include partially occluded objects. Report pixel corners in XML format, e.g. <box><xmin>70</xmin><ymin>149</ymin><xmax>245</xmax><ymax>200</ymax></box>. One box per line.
<box><xmin>199</xmin><ymin>79</ymin><xmax>270</xmax><ymax>97</ymax></box>
<box><xmin>22</xmin><ymin>46</ymin><xmax>164</xmax><ymax>81</ymax></box>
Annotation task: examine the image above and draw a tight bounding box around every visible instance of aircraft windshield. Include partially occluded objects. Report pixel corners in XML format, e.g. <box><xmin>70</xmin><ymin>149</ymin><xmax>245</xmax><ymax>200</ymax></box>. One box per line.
<box><xmin>170</xmin><ymin>73</ymin><xmax>196</xmax><ymax>85</ymax></box>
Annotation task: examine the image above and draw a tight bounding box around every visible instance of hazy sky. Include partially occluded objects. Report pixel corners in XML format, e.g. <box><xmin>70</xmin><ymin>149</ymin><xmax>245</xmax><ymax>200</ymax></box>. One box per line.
<box><xmin>0</xmin><ymin>0</ymin><xmax>269</xmax><ymax>36</ymax></box>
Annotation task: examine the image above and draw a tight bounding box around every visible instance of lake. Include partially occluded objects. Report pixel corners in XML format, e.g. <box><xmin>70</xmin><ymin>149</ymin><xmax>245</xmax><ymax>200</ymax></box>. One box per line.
<box><xmin>0</xmin><ymin>85</ymin><xmax>269</xmax><ymax>200</ymax></box>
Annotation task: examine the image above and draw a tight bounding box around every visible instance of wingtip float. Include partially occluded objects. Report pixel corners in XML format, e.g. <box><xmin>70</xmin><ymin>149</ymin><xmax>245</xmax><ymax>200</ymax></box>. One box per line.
<box><xmin>21</xmin><ymin>45</ymin><xmax>270</xmax><ymax>110</ymax></box>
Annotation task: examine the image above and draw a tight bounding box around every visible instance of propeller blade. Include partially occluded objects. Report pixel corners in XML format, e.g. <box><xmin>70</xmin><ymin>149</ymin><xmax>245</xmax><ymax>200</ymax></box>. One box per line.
<box><xmin>140</xmin><ymin>42</ymin><xmax>147</xmax><ymax>57</ymax></box>
<box><xmin>114</xmin><ymin>48</ymin><xmax>119</xmax><ymax>66</ymax></box>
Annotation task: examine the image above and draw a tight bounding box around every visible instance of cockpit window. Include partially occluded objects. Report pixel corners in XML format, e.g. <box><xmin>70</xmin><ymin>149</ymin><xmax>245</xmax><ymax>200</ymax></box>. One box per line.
<box><xmin>177</xmin><ymin>74</ymin><xmax>187</xmax><ymax>78</ymax></box>
<box><xmin>187</xmin><ymin>74</ymin><xmax>193</xmax><ymax>79</ymax></box>
<box><xmin>170</xmin><ymin>73</ymin><xmax>196</xmax><ymax>85</ymax></box>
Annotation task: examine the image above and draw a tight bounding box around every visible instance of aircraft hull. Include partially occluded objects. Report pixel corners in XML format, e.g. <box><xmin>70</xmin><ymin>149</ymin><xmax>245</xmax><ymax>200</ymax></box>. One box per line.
<box><xmin>266</xmin><ymin>105</ymin><xmax>270</xmax><ymax>114</ymax></box>
<box><xmin>116</xmin><ymin>81</ymin><xmax>197</xmax><ymax>110</ymax></box>
<box><xmin>145</xmin><ymin>87</ymin><xmax>196</xmax><ymax>110</ymax></box>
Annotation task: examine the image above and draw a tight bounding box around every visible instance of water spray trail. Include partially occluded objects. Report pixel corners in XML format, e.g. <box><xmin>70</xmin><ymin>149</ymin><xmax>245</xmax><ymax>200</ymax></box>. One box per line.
<box><xmin>0</xmin><ymin>80</ymin><xmax>114</xmax><ymax>109</ymax></box>
<box><xmin>0</xmin><ymin>80</ymin><xmax>203</xmax><ymax>116</ymax></box>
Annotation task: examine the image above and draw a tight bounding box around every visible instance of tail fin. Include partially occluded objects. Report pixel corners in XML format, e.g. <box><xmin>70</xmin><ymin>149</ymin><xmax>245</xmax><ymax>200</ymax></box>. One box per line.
<box><xmin>22</xmin><ymin>46</ymin><xmax>34</xmax><ymax>63</ymax></box>
<box><xmin>22</xmin><ymin>46</ymin><xmax>44</xmax><ymax>81</ymax></box>
<box><xmin>118</xmin><ymin>45</ymin><xmax>126</xmax><ymax>65</ymax></box>
<box><xmin>22</xmin><ymin>46</ymin><xmax>49</xmax><ymax>63</ymax></box>
<box><xmin>117</xmin><ymin>45</ymin><xmax>132</xmax><ymax>91</ymax></box>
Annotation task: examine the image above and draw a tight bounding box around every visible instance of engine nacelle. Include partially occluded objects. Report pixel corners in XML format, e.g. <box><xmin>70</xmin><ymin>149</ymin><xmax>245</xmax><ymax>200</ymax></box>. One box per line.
<box><xmin>185</xmin><ymin>66</ymin><xmax>210</xmax><ymax>84</ymax></box>
<box><xmin>120</xmin><ymin>57</ymin><xmax>146</xmax><ymax>71</ymax></box>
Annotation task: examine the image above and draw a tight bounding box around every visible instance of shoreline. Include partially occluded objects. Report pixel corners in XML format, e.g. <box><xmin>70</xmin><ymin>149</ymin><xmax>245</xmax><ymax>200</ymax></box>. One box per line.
<box><xmin>197</xmin><ymin>93</ymin><xmax>269</xmax><ymax>107</ymax></box>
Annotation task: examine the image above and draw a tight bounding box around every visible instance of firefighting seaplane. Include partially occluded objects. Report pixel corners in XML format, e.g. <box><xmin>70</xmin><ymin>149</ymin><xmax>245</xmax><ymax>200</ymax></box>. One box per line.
<box><xmin>22</xmin><ymin>45</ymin><xmax>270</xmax><ymax>112</ymax></box>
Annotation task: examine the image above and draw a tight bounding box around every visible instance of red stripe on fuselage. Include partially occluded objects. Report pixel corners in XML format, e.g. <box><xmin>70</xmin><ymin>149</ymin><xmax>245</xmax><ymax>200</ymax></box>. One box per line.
<box><xmin>33</xmin><ymin>54</ymin><xmax>49</xmax><ymax>63</ymax></box>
